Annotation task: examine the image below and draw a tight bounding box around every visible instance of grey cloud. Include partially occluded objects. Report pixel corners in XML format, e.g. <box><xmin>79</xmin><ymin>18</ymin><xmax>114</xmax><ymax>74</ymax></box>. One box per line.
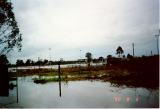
<box><xmin>8</xmin><ymin>0</ymin><xmax>159</xmax><ymax>64</ymax></box>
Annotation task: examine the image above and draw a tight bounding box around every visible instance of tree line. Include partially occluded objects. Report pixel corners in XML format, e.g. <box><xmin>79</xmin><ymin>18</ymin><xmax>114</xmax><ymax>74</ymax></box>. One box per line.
<box><xmin>14</xmin><ymin>46</ymin><xmax>135</xmax><ymax>66</ymax></box>
<box><xmin>15</xmin><ymin>57</ymin><xmax>105</xmax><ymax>66</ymax></box>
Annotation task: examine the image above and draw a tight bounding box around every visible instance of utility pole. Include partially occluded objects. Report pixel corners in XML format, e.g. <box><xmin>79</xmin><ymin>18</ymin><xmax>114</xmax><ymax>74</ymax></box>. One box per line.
<box><xmin>38</xmin><ymin>57</ymin><xmax>40</xmax><ymax>70</ymax></box>
<box><xmin>155</xmin><ymin>34</ymin><xmax>159</xmax><ymax>55</ymax></box>
<box><xmin>58</xmin><ymin>58</ymin><xmax>63</xmax><ymax>97</ymax></box>
<box><xmin>79</xmin><ymin>50</ymin><xmax>82</xmax><ymax>73</ymax></box>
<box><xmin>80</xmin><ymin>50</ymin><xmax>82</xmax><ymax>65</ymax></box>
<box><xmin>80</xmin><ymin>50</ymin><xmax>82</xmax><ymax>59</ymax></box>
<box><xmin>132</xmin><ymin>43</ymin><xmax>135</xmax><ymax>56</ymax></box>
<box><xmin>49</xmin><ymin>48</ymin><xmax>52</xmax><ymax>69</ymax></box>
<box><xmin>58</xmin><ymin>61</ymin><xmax>61</xmax><ymax>97</ymax></box>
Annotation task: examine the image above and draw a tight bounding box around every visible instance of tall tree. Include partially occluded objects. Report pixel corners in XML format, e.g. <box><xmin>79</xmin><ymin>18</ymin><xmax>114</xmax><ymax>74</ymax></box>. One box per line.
<box><xmin>116</xmin><ymin>46</ymin><xmax>124</xmax><ymax>57</ymax></box>
<box><xmin>127</xmin><ymin>53</ymin><xmax>133</xmax><ymax>59</ymax></box>
<box><xmin>0</xmin><ymin>1</ymin><xmax>22</xmax><ymax>96</ymax></box>
<box><xmin>16</xmin><ymin>59</ymin><xmax>24</xmax><ymax>66</ymax></box>
<box><xmin>43</xmin><ymin>59</ymin><xmax>49</xmax><ymax>65</ymax></box>
<box><xmin>98</xmin><ymin>56</ymin><xmax>104</xmax><ymax>63</ymax></box>
<box><xmin>25</xmin><ymin>59</ymin><xmax>31</xmax><ymax>66</ymax></box>
<box><xmin>0</xmin><ymin>54</ymin><xmax>8</xmax><ymax>65</ymax></box>
<box><xmin>85</xmin><ymin>52</ymin><xmax>92</xmax><ymax>67</ymax></box>
<box><xmin>107</xmin><ymin>55</ymin><xmax>112</xmax><ymax>59</ymax></box>
<box><xmin>0</xmin><ymin>0</ymin><xmax>22</xmax><ymax>55</ymax></box>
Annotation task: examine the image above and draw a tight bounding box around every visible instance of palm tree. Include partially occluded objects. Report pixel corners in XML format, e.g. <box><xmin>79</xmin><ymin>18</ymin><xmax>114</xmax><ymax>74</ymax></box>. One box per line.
<box><xmin>85</xmin><ymin>52</ymin><xmax>92</xmax><ymax>67</ymax></box>
<box><xmin>116</xmin><ymin>46</ymin><xmax>124</xmax><ymax>57</ymax></box>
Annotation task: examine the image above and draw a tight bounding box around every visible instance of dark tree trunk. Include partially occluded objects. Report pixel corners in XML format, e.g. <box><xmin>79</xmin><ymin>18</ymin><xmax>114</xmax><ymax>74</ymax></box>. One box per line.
<box><xmin>0</xmin><ymin>64</ymin><xmax>9</xmax><ymax>96</ymax></box>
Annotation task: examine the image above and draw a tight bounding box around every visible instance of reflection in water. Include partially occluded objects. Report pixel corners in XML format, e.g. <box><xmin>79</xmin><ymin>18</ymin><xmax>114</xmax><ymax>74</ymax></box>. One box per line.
<box><xmin>0</xmin><ymin>77</ymin><xmax>19</xmax><ymax>107</ymax></box>
<box><xmin>16</xmin><ymin>76</ymin><xmax>19</xmax><ymax>103</ymax></box>
<box><xmin>0</xmin><ymin>64</ymin><xmax>19</xmax><ymax>107</ymax></box>
<box><xmin>58</xmin><ymin>63</ymin><xmax>62</xmax><ymax>97</ymax></box>
<box><xmin>0</xmin><ymin>76</ymin><xmax>159</xmax><ymax>108</ymax></box>
<box><xmin>59</xmin><ymin>79</ymin><xmax>61</xmax><ymax>97</ymax></box>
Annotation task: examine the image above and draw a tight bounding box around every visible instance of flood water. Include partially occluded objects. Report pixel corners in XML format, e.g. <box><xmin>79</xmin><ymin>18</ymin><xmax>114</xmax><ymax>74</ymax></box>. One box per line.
<box><xmin>8</xmin><ymin>63</ymin><xmax>105</xmax><ymax>72</ymax></box>
<box><xmin>0</xmin><ymin>76</ymin><xmax>159</xmax><ymax>108</ymax></box>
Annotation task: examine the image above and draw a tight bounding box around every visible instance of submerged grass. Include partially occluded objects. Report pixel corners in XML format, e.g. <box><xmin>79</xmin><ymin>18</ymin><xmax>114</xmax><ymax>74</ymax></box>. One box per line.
<box><xmin>32</xmin><ymin>73</ymin><xmax>90</xmax><ymax>83</ymax></box>
<box><xmin>9</xmin><ymin>64</ymin><xmax>159</xmax><ymax>89</ymax></box>
<box><xmin>31</xmin><ymin>69</ymin><xmax>159</xmax><ymax>89</ymax></box>
<box><xmin>33</xmin><ymin>77</ymin><xmax>65</xmax><ymax>84</ymax></box>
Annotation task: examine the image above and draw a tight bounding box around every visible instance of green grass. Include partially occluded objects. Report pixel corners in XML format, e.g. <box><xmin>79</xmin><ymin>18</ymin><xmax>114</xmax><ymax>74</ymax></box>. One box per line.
<box><xmin>32</xmin><ymin>73</ymin><xmax>95</xmax><ymax>83</ymax></box>
<box><xmin>33</xmin><ymin>76</ymin><xmax>65</xmax><ymax>83</ymax></box>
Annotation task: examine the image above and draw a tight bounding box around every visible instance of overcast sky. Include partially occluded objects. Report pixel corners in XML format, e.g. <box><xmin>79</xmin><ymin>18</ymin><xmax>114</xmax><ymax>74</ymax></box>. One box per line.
<box><xmin>8</xmin><ymin>0</ymin><xmax>159</xmax><ymax>64</ymax></box>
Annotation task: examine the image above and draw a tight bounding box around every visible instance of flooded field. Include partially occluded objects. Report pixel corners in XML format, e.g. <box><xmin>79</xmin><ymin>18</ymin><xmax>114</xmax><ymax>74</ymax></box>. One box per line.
<box><xmin>8</xmin><ymin>63</ymin><xmax>105</xmax><ymax>72</ymax></box>
<box><xmin>0</xmin><ymin>76</ymin><xmax>159</xmax><ymax>108</ymax></box>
